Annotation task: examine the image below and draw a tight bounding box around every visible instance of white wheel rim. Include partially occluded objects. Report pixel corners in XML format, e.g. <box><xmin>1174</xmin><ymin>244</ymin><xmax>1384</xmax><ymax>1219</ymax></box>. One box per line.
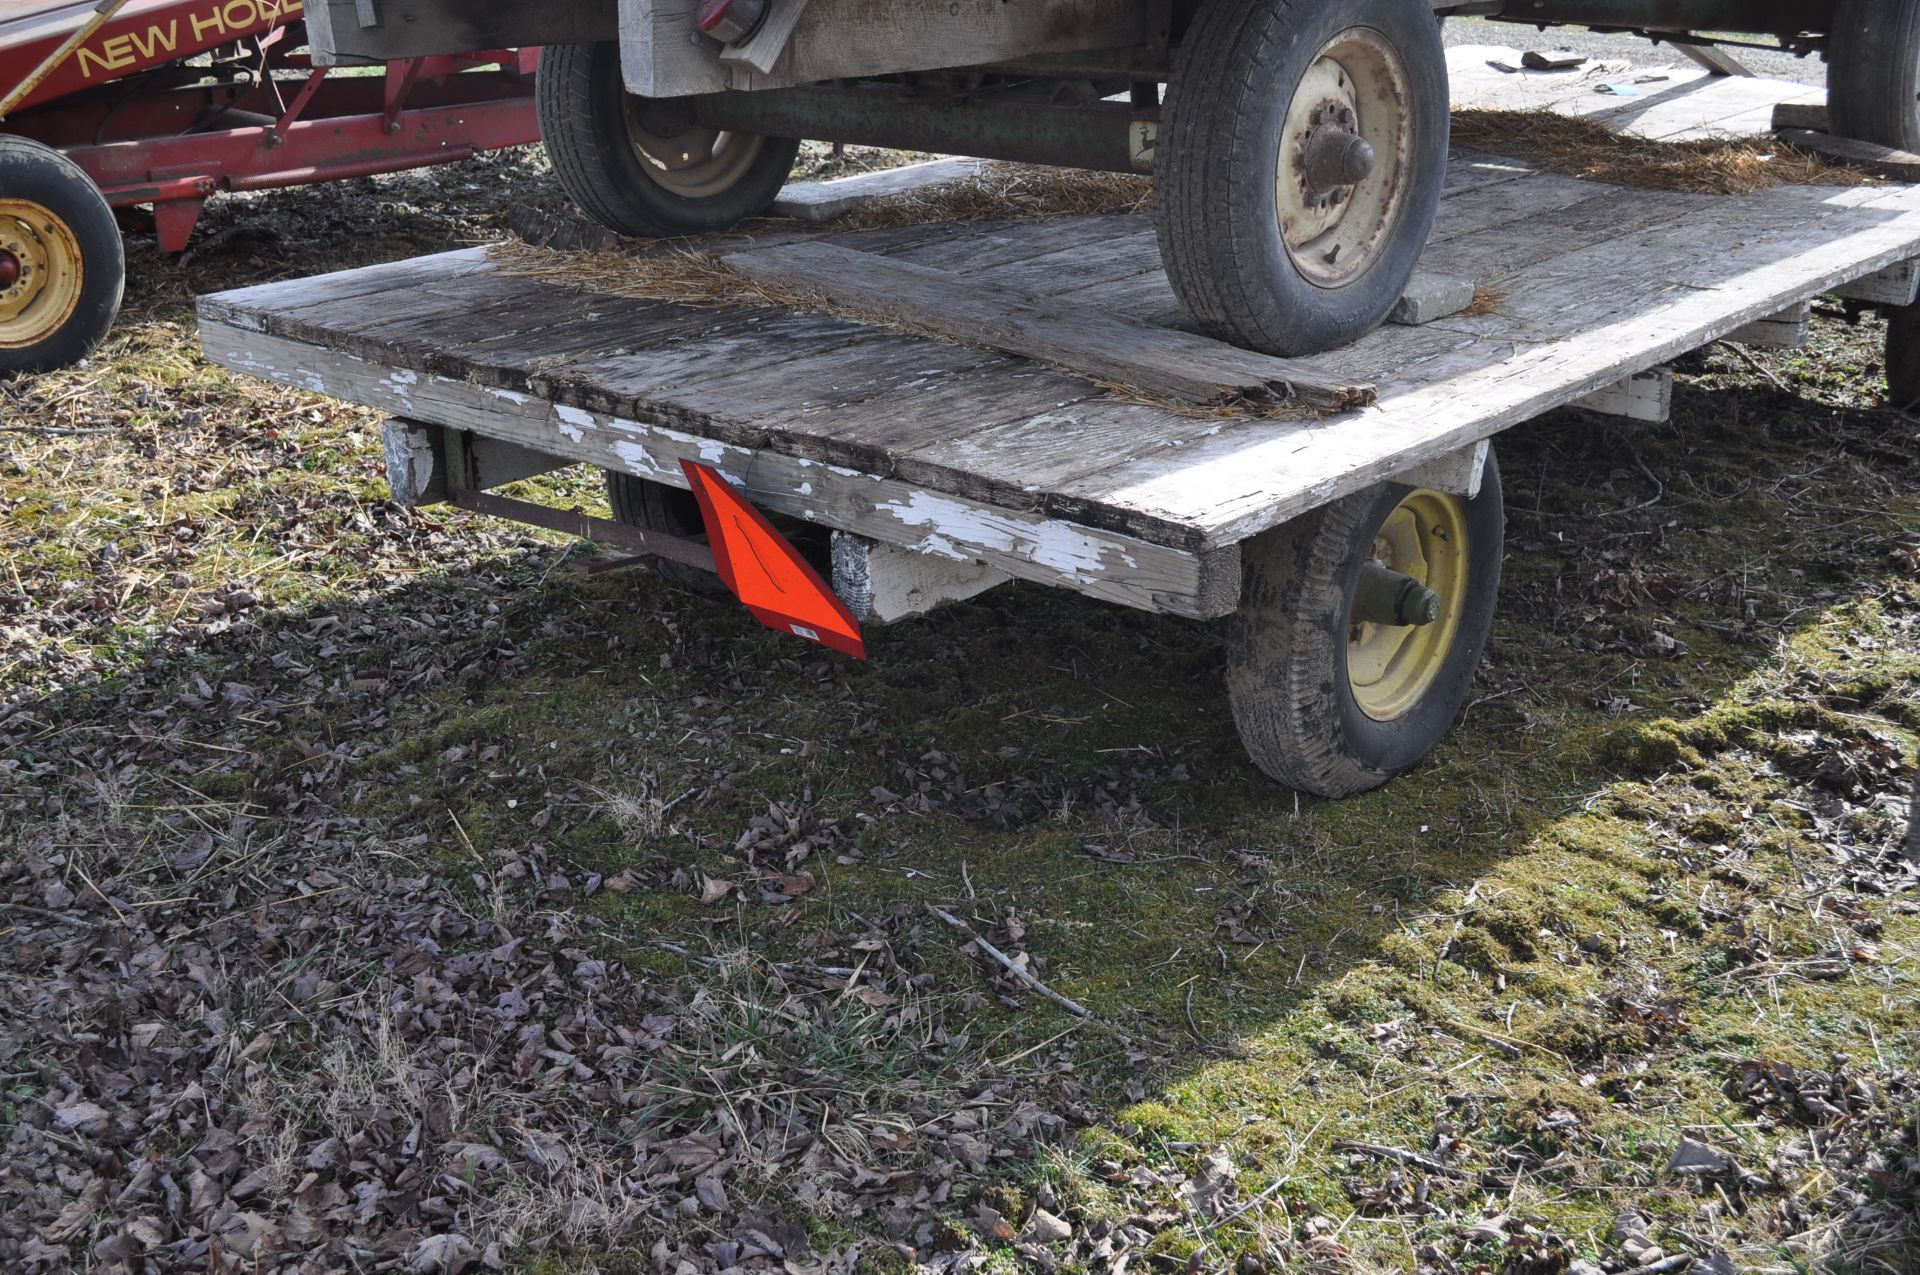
<box><xmin>622</xmin><ymin>97</ymin><xmax>767</xmax><ymax>200</ymax></box>
<box><xmin>1275</xmin><ymin>28</ymin><xmax>1414</xmax><ymax>289</ymax></box>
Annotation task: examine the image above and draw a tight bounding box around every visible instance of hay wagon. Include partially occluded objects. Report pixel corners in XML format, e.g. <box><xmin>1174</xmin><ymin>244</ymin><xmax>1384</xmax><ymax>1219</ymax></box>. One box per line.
<box><xmin>196</xmin><ymin>68</ymin><xmax>1920</xmax><ymax>794</ymax></box>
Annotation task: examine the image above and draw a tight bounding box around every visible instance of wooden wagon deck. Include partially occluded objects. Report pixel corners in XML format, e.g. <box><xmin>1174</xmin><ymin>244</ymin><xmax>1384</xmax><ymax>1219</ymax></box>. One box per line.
<box><xmin>197</xmin><ymin>144</ymin><xmax>1920</xmax><ymax>619</ymax></box>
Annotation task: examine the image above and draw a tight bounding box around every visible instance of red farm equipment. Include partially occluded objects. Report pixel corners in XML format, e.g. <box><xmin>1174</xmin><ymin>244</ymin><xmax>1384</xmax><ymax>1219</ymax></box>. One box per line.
<box><xmin>0</xmin><ymin>1</ymin><xmax>542</xmax><ymax>373</ymax></box>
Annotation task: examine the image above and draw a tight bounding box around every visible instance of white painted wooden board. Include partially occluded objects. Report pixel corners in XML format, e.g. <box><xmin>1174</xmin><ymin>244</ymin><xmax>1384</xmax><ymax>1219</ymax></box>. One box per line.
<box><xmin>199</xmin><ymin>322</ymin><xmax>1242</xmax><ymax>619</ymax></box>
<box><xmin>774</xmin><ymin>158</ymin><xmax>986</xmax><ymax>223</ymax></box>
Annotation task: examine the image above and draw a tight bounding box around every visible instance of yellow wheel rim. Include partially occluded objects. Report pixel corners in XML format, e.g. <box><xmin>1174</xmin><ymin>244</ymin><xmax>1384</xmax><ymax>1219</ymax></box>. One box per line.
<box><xmin>0</xmin><ymin>198</ymin><xmax>85</xmax><ymax>351</ymax></box>
<box><xmin>1347</xmin><ymin>489</ymin><xmax>1469</xmax><ymax>722</ymax></box>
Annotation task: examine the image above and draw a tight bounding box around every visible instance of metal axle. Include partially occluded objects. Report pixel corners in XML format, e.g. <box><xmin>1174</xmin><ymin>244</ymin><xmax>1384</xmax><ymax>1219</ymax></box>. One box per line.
<box><xmin>1352</xmin><ymin>561</ymin><xmax>1441</xmax><ymax>627</ymax></box>
<box><xmin>689</xmin><ymin>86</ymin><xmax>1157</xmax><ymax>173</ymax></box>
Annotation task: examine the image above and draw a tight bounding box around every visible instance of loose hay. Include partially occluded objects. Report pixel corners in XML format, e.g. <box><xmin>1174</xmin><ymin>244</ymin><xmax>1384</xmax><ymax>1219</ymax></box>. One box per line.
<box><xmin>1451</xmin><ymin>108</ymin><xmax>1878</xmax><ymax>194</ymax></box>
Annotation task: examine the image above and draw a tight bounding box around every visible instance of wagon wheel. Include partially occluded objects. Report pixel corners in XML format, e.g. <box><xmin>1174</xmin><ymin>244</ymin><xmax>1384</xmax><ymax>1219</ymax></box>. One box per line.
<box><xmin>538</xmin><ymin>41</ymin><xmax>801</xmax><ymax>238</ymax></box>
<box><xmin>604</xmin><ymin>470</ymin><xmax>728</xmax><ymax>593</ymax></box>
<box><xmin>0</xmin><ymin>137</ymin><xmax>124</xmax><ymax>376</ymax></box>
<box><xmin>1885</xmin><ymin>300</ymin><xmax>1920</xmax><ymax>411</ymax></box>
<box><xmin>1829</xmin><ymin>0</ymin><xmax>1920</xmax><ymax>151</ymax></box>
<box><xmin>1156</xmin><ymin>0</ymin><xmax>1449</xmax><ymax>356</ymax></box>
<box><xmin>1226</xmin><ymin>453</ymin><xmax>1504</xmax><ymax>797</ymax></box>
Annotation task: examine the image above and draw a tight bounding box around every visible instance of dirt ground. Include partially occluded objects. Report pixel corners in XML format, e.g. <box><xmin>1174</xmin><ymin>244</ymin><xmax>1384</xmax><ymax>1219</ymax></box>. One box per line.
<box><xmin>2</xmin><ymin>139</ymin><xmax>1918</xmax><ymax>1275</ymax></box>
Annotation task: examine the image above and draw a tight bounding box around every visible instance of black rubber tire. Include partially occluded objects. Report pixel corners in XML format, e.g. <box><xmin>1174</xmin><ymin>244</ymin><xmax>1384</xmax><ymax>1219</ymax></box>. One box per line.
<box><xmin>0</xmin><ymin>136</ymin><xmax>124</xmax><ymax>376</ymax></box>
<box><xmin>1156</xmin><ymin>0</ymin><xmax>1449</xmax><ymax>357</ymax></box>
<box><xmin>605</xmin><ymin>470</ymin><xmax>726</xmax><ymax>592</ymax></box>
<box><xmin>1886</xmin><ymin>300</ymin><xmax>1920</xmax><ymax>410</ymax></box>
<box><xmin>1830</xmin><ymin>0</ymin><xmax>1920</xmax><ymax>151</ymax></box>
<box><xmin>1225</xmin><ymin>454</ymin><xmax>1504</xmax><ymax>797</ymax></box>
<box><xmin>537</xmin><ymin>41</ymin><xmax>801</xmax><ymax>238</ymax></box>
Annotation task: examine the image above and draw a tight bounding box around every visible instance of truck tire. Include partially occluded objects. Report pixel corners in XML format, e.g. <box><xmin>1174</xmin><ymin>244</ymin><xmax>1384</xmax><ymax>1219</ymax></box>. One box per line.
<box><xmin>1226</xmin><ymin>453</ymin><xmax>1503</xmax><ymax>797</ymax></box>
<box><xmin>538</xmin><ymin>41</ymin><xmax>801</xmax><ymax>238</ymax></box>
<box><xmin>0</xmin><ymin>136</ymin><xmax>124</xmax><ymax>376</ymax></box>
<box><xmin>605</xmin><ymin>470</ymin><xmax>725</xmax><ymax>592</ymax></box>
<box><xmin>1157</xmin><ymin>0</ymin><xmax>1448</xmax><ymax>356</ymax></box>
<box><xmin>1830</xmin><ymin>0</ymin><xmax>1920</xmax><ymax>150</ymax></box>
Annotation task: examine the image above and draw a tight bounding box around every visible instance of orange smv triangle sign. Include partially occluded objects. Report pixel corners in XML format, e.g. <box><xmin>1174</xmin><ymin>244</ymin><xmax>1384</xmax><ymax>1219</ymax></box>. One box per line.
<box><xmin>679</xmin><ymin>460</ymin><xmax>867</xmax><ymax>660</ymax></box>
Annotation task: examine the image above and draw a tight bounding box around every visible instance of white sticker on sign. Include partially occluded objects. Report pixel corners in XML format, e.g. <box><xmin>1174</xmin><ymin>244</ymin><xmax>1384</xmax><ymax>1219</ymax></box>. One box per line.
<box><xmin>1130</xmin><ymin>121</ymin><xmax>1159</xmax><ymax>170</ymax></box>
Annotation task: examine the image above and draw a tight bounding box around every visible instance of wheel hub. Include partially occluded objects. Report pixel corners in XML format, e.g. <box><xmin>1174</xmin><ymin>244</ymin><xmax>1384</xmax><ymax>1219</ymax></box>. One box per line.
<box><xmin>0</xmin><ymin>199</ymin><xmax>83</xmax><ymax>349</ymax></box>
<box><xmin>1346</xmin><ymin>489</ymin><xmax>1469</xmax><ymax>722</ymax></box>
<box><xmin>1275</xmin><ymin>29</ymin><xmax>1413</xmax><ymax>289</ymax></box>
<box><xmin>1296</xmin><ymin>99</ymin><xmax>1375</xmax><ymax>211</ymax></box>
<box><xmin>621</xmin><ymin>94</ymin><xmax>768</xmax><ymax>201</ymax></box>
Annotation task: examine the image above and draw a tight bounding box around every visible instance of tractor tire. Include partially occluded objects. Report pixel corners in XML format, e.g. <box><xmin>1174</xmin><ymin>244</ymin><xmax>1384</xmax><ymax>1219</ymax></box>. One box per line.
<box><xmin>1156</xmin><ymin>0</ymin><xmax>1449</xmax><ymax>357</ymax></box>
<box><xmin>537</xmin><ymin>41</ymin><xmax>801</xmax><ymax>239</ymax></box>
<box><xmin>0</xmin><ymin>136</ymin><xmax>124</xmax><ymax>376</ymax></box>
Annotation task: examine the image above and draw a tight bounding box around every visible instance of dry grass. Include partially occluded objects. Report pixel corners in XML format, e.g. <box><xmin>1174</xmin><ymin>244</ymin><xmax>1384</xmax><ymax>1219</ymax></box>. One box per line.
<box><xmin>1452</xmin><ymin>108</ymin><xmax>1879</xmax><ymax>194</ymax></box>
<box><xmin>1459</xmin><ymin>282</ymin><xmax>1508</xmax><ymax>319</ymax></box>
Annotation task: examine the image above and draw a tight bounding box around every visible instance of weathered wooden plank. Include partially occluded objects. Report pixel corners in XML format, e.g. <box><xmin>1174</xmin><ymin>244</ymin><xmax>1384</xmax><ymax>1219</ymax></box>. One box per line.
<box><xmin>774</xmin><ymin>157</ymin><xmax>987</xmax><ymax>223</ymax></box>
<box><xmin>870</xmin><ymin>214</ymin><xmax>1149</xmax><ymax>274</ymax></box>
<box><xmin>720</xmin><ymin>241</ymin><xmax>1374</xmax><ymax>410</ymax></box>
<box><xmin>198</xmin><ymin>247</ymin><xmax>498</xmax><ymax>330</ymax></box>
<box><xmin>1778</xmin><ymin>129</ymin><xmax>1920</xmax><ymax>182</ymax></box>
<box><xmin>307</xmin><ymin>0</ymin><xmax>610</xmax><ymax>64</ymax></box>
<box><xmin>830</xmin><ymin>532</ymin><xmax>1009</xmax><ymax>623</ymax></box>
<box><xmin>1572</xmin><ymin>368</ymin><xmax>1672</xmax><ymax>423</ymax></box>
<box><xmin>1053</xmin><ymin>182</ymin><xmax>1920</xmax><ymax>549</ymax></box>
<box><xmin>1831</xmin><ymin>258</ymin><xmax>1920</xmax><ymax>306</ymax></box>
<box><xmin>1726</xmin><ymin>301</ymin><xmax>1812</xmax><ymax>349</ymax></box>
<box><xmin>621</xmin><ymin>0</ymin><xmax>1145</xmax><ymax>96</ymax></box>
<box><xmin>200</xmin><ymin>321</ymin><xmax>1242</xmax><ymax>618</ymax></box>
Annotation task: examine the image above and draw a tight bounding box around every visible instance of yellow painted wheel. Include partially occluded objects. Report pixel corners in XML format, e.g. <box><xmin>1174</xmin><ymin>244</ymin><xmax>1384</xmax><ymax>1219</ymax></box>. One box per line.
<box><xmin>1346</xmin><ymin>488</ymin><xmax>1469</xmax><ymax>722</ymax></box>
<box><xmin>0</xmin><ymin>136</ymin><xmax>123</xmax><ymax>375</ymax></box>
<box><xmin>0</xmin><ymin>198</ymin><xmax>86</xmax><ymax>352</ymax></box>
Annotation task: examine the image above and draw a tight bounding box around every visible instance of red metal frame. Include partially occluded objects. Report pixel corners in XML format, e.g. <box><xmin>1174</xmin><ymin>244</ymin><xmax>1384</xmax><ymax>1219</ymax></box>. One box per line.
<box><xmin>3</xmin><ymin>5</ymin><xmax>540</xmax><ymax>252</ymax></box>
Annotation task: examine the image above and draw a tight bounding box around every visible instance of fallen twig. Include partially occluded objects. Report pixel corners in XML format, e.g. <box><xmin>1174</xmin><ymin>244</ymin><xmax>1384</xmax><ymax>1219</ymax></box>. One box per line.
<box><xmin>1332</xmin><ymin>1140</ymin><xmax>1468</xmax><ymax>1179</ymax></box>
<box><xmin>1620</xmin><ymin>1256</ymin><xmax>1694</xmax><ymax>1275</ymax></box>
<box><xmin>927</xmin><ymin>904</ymin><xmax>1121</xmax><ymax>1034</ymax></box>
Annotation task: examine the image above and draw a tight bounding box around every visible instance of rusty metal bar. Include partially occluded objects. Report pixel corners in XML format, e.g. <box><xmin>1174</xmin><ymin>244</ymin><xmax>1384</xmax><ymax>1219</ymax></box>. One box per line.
<box><xmin>689</xmin><ymin>86</ymin><xmax>1156</xmax><ymax>173</ymax></box>
<box><xmin>449</xmin><ymin>488</ymin><xmax>719</xmax><ymax>574</ymax></box>
<box><xmin>1482</xmin><ymin>1</ymin><xmax>1806</xmax><ymax>37</ymax></box>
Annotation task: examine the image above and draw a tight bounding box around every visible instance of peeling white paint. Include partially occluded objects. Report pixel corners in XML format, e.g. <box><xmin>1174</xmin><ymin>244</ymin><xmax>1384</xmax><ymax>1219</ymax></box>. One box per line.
<box><xmin>876</xmin><ymin>489</ymin><xmax>1122</xmax><ymax>577</ymax></box>
<box><xmin>553</xmin><ymin>404</ymin><xmax>597</xmax><ymax>444</ymax></box>
<box><xmin>488</xmin><ymin>387</ymin><xmax>534</xmax><ymax>406</ymax></box>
